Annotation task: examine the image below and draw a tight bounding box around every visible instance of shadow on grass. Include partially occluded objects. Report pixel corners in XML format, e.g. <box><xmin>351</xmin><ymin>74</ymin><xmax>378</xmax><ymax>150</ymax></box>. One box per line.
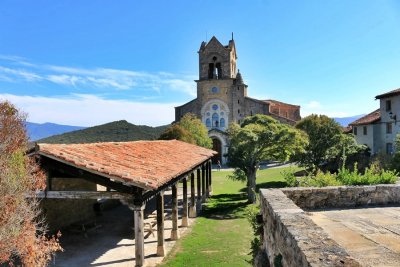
<box><xmin>239</xmin><ymin>181</ymin><xmax>288</xmax><ymax>194</ymax></box>
<box><xmin>201</xmin><ymin>193</ymin><xmax>249</xmax><ymax>220</ymax></box>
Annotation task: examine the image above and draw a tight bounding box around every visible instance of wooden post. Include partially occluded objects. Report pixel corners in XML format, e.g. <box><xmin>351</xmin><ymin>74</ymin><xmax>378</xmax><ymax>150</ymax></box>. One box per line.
<box><xmin>208</xmin><ymin>159</ymin><xmax>212</xmax><ymax>195</ymax></box>
<box><xmin>156</xmin><ymin>192</ymin><xmax>165</xmax><ymax>256</ymax></box>
<box><xmin>46</xmin><ymin>170</ymin><xmax>52</xmax><ymax>191</ymax></box>
<box><xmin>170</xmin><ymin>183</ymin><xmax>179</xmax><ymax>240</ymax></box>
<box><xmin>205</xmin><ymin>162</ymin><xmax>210</xmax><ymax>198</ymax></box>
<box><xmin>189</xmin><ymin>172</ymin><xmax>196</xmax><ymax>218</ymax></box>
<box><xmin>196</xmin><ymin>168</ymin><xmax>202</xmax><ymax>212</ymax></box>
<box><xmin>201</xmin><ymin>164</ymin><xmax>206</xmax><ymax>202</ymax></box>
<box><xmin>182</xmin><ymin>177</ymin><xmax>188</xmax><ymax>227</ymax></box>
<box><xmin>134</xmin><ymin>203</ymin><xmax>145</xmax><ymax>267</ymax></box>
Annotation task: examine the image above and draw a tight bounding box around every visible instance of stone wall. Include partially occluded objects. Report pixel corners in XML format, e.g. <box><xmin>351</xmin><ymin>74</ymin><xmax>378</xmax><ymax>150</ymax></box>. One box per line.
<box><xmin>281</xmin><ymin>184</ymin><xmax>400</xmax><ymax>210</ymax></box>
<box><xmin>41</xmin><ymin>177</ymin><xmax>97</xmax><ymax>232</ymax></box>
<box><xmin>259</xmin><ymin>188</ymin><xmax>363</xmax><ymax>267</ymax></box>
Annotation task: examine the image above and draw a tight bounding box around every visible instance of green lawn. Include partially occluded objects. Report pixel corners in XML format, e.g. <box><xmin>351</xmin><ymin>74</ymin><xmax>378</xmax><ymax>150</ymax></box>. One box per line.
<box><xmin>160</xmin><ymin>166</ymin><xmax>299</xmax><ymax>267</ymax></box>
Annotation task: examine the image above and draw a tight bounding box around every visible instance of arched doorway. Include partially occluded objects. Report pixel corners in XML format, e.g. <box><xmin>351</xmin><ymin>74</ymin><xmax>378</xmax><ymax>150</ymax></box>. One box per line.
<box><xmin>212</xmin><ymin>138</ymin><xmax>222</xmax><ymax>164</ymax></box>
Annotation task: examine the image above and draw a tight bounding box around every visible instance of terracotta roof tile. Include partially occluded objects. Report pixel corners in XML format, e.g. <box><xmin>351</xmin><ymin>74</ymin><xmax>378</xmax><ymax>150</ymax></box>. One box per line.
<box><xmin>375</xmin><ymin>88</ymin><xmax>400</xmax><ymax>99</ymax></box>
<box><xmin>349</xmin><ymin>109</ymin><xmax>380</xmax><ymax>126</ymax></box>
<box><xmin>37</xmin><ymin>140</ymin><xmax>216</xmax><ymax>190</ymax></box>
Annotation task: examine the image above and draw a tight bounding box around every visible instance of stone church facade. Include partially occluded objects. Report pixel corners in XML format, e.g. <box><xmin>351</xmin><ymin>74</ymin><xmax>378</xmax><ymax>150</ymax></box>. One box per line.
<box><xmin>175</xmin><ymin>36</ymin><xmax>301</xmax><ymax>164</ymax></box>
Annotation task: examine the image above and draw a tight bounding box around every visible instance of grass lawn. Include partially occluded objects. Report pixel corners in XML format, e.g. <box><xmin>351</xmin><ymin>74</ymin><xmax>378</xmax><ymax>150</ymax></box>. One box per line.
<box><xmin>160</xmin><ymin>166</ymin><xmax>300</xmax><ymax>267</ymax></box>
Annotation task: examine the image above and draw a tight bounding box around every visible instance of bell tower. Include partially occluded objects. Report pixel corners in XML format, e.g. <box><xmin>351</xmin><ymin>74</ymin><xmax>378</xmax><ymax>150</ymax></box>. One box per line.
<box><xmin>198</xmin><ymin>35</ymin><xmax>237</xmax><ymax>80</ymax></box>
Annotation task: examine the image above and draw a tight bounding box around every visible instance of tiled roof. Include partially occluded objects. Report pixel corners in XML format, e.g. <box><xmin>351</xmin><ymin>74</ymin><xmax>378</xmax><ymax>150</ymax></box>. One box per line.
<box><xmin>343</xmin><ymin>126</ymin><xmax>353</xmax><ymax>134</ymax></box>
<box><xmin>37</xmin><ymin>140</ymin><xmax>216</xmax><ymax>190</ymax></box>
<box><xmin>375</xmin><ymin>88</ymin><xmax>400</xmax><ymax>99</ymax></box>
<box><xmin>349</xmin><ymin>109</ymin><xmax>381</xmax><ymax>126</ymax></box>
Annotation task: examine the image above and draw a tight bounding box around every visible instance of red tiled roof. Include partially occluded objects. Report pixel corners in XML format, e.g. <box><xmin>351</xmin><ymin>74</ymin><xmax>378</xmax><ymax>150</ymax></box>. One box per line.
<box><xmin>349</xmin><ymin>109</ymin><xmax>380</xmax><ymax>126</ymax></box>
<box><xmin>37</xmin><ymin>140</ymin><xmax>216</xmax><ymax>190</ymax></box>
<box><xmin>343</xmin><ymin>126</ymin><xmax>353</xmax><ymax>134</ymax></box>
<box><xmin>375</xmin><ymin>88</ymin><xmax>400</xmax><ymax>99</ymax></box>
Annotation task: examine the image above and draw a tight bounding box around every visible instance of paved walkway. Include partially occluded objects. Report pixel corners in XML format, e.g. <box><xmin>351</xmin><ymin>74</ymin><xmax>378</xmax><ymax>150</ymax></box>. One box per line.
<box><xmin>310</xmin><ymin>206</ymin><xmax>400</xmax><ymax>267</ymax></box>
<box><xmin>52</xmin><ymin>185</ymin><xmax>195</xmax><ymax>267</ymax></box>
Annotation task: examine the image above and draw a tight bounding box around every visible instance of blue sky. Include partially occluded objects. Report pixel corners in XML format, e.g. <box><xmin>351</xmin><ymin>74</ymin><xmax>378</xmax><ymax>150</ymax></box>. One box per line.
<box><xmin>1</xmin><ymin>1</ymin><xmax>400</xmax><ymax>126</ymax></box>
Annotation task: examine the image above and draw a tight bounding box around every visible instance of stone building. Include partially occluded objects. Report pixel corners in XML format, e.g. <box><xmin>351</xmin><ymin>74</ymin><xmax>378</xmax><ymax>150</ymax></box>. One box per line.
<box><xmin>175</xmin><ymin>36</ymin><xmax>301</xmax><ymax>164</ymax></box>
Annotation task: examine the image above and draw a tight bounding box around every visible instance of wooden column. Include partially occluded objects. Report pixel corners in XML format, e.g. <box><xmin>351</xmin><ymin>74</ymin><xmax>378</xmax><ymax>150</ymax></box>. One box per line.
<box><xmin>205</xmin><ymin>161</ymin><xmax>210</xmax><ymax>198</ymax></box>
<box><xmin>156</xmin><ymin>192</ymin><xmax>165</xmax><ymax>256</ymax></box>
<box><xmin>46</xmin><ymin>170</ymin><xmax>52</xmax><ymax>191</ymax></box>
<box><xmin>170</xmin><ymin>183</ymin><xmax>179</xmax><ymax>240</ymax></box>
<box><xmin>208</xmin><ymin>159</ymin><xmax>212</xmax><ymax>195</ymax></box>
<box><xmin>134</xmin><ymin>203</ymin><xmax>145</xmax><ymax>267</ymax></box>
<box><xmin>196</xmin><ymin>168</ymin><xmax>202</xmax><ymax>212</ymax></box>
<box><xmin>201</xmin><ymin>164</ymin><xmax>206</xmax><ymax>202</ymax></box>
<box><xmin>189</xmin><ymin>172</ymin><xmax>196</xmax><ymax>218</ymax></box>
<box><xmin>181</xmin><ymin>177</ymin><xmax>188</xmax><ymax>227</ymax></box>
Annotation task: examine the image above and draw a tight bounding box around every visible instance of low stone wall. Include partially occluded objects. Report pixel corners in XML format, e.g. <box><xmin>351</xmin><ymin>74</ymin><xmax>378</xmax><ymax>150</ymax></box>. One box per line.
<box><xmin>281</xmin><ymin>184</ymin><xmax>400</xmax><ymax>210</ymax></box>
<box><xmin>259</xmin><ymin>188</ymin><xmax>364</xmax><ymax>267</ymax></box>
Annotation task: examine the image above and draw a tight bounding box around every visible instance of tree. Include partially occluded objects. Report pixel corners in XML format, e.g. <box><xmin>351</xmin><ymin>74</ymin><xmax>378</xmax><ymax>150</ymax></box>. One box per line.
<box><xmin>159</xmin><ymin>113</ymin><xmax>212</xmax><ymax>148</ymax></box>
<box><xmin>0</xmin><ymin>101</ymin><xmax>61</xmax><ymax>266</ymax></box>
<box><xmin>294</xmin><ymin>114</ymin><xmax>344</xmax><ymax>171</ymax></box>
<box><xmin>227</xmin><ymin>115</ymin><xmax>307</xmax><ymax>203</ymax></box>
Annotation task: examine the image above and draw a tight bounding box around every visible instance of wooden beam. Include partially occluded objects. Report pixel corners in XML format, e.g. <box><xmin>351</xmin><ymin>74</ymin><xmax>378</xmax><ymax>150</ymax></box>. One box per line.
<box><xmin>34</xmin><ymin>190</ymin><xmax>132</xmax><ymax>200</ymax></box>
<box><xmin>189</xmin><ymin>172</ymin><xmax>196</xmax><ymax>218</ymax></box>
<box><xmin>205</xmin><ymin>162</ymin><xmax>210</xmax><ymax>198</ymax></box>
<box><xmin>40</xmin><ymin>156</ymin><xmax>135</xmax><ymax>194</ymax></box>
<box><xmin>208</xmin><ymin>159</ymin><xmax>212</xmax><ymax>195</ymax></box>
<box><xmin>156</xmin><ymin>192</ymin><xmax>165</xmax><ymax>256</ymax></box>
<box><xmin>170</xmin><ymin>183</ymin><xmax>179</xmax><ymax>240</ymax></box>
<box><xmin>182</xmin><ymin>177</ymin><xmax>188</xmax><ymax>227</ymax></box>
<box><xmin>134</xmin><ymin>204</ymin><xmax>145</xmax><ymax>267</ymax></box>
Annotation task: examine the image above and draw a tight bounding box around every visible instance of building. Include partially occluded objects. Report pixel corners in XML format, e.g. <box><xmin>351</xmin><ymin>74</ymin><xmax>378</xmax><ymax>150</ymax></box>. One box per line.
<box><xmin>350</xmin><ymin>88</ymin><xmax>400</xmax><ymax>155</ymax></box>
<box><xmin>175</xmin><ymin>36</ymin><xmax>301</xmax><ymax>164</ymax></box>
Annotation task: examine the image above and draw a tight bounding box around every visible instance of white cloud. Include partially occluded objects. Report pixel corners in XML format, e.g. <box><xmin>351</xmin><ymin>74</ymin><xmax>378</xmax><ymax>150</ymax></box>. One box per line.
<box><xmin>0</xmin><ymin>56</ymin><xmax>196</xmax><ymax>96</ymax></box>
<box><xmin>305</xmin><ymin>100</ymin><xmax>322</xmax><ymax>109</ymax></box>
<box><xmin>0</xmin><ymin>93</ymin><xmax>176</xmax><ymax>127</ymax></box>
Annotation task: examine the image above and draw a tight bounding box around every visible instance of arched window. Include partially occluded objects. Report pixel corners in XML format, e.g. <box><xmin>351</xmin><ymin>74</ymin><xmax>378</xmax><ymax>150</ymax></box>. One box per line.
<box><xmin>212</xmin><ymin>113</ymin><xmax>219</xmax><ymax>127</ymax></box>
<box><xmin>206</xmin><ymin>118</ymin><xmax>211</xmax><ymax>127</ymax></box>
<box><xmin>220</xmin><ymin>118</ymin><xmax>225</xmax><ymax>128</ymax></box>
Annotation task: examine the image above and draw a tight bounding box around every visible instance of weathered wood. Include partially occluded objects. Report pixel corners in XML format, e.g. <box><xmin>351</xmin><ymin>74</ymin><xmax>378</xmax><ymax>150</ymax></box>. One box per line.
<box><xmin>201</xmin><ymin>164</ymin><xmax>206</xmax><ymax>202</ymax></box>
<box><xmin>46</xmin><ymin>169</ymin><xmax>53</xmax><ymax>191</ymax></box>
<box><xmin>156</xmin><ymin>192</ymin><xmax>165</xmax><ymax>256</ymax></box>
<box><xmin>208</xmin><ymin>159</ymin><xmax>212</xmax><ymax>195</ymax></box>
<box><xmin>40</xmin><ymin>157</ymin><xmax>135</xmax><ymax>194</ymax></box>
<box><xmin>196</xmin><ymin>168</ymin><xmax>202</xmax><ymax>212</ymax></box>
<box><xmin>189</xmin><ymin>172</ymin><xmax>196</xmax><ymax>218</ymax></box>
<box><xmin>205</xmin><ymin>162</ymin><xmax>210</xmax><ymax>198</ymax></box>
<box><xmin>34</xmin><ymin>190</ymin><xmax>132</xmax><ymax>200</ymax></box>
<box><xmin>170</xmin><ymin>183</ymin><xmax>179</xmax><ymax>240</ymax></box>
<box><xmin>182</xmin><ymin>178</ymin><xmax>188</xmax><ymax>227</ymax></box>
<box><xmin>134</xmin><ymin>204</ymin><xmax>145</xmax><ymax>267</ymax></box>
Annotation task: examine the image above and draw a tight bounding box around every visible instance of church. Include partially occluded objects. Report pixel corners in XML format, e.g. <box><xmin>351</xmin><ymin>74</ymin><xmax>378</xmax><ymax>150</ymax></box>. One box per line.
<box><xmin>175</xmin><ymin>36</ymin><xmax>301</xmax><ymax>164</ymax></box>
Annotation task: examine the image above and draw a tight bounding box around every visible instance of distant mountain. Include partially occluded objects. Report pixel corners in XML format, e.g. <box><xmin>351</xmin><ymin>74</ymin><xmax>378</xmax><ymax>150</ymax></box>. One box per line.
<box><xmin>37</xmin><ymin>120</ymin><xmax>169</xmax><ymax>144</ymax></box>
<box><xmin>26</xmin><ymin>122</ymin><xmax>86</xmax><ymax>141</ymax></box>
<box><xmin>333</xmin><ymin>115</ymin><xmax>365</xmax><ymax>127</ymax></box>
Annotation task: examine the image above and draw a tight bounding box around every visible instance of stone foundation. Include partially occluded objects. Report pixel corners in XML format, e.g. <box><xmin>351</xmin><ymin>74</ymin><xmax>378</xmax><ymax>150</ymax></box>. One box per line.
<box><xmin>259</xmin><ymin>184</ymin><xmax>400</xmax><ymax>266</ymax></box>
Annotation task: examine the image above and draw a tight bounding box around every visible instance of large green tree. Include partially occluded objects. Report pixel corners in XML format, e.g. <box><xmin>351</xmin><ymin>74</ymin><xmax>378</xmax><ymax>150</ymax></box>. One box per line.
<box><xmin>296</xmin><ymin>114</ymin><xmax>360</xmax><ymax>171</ymax></box>
<box><xmin>227</xmin><ymin>115</ymin><xmax>307</xmax><ymax>203</ymax></box>
<box><xmin>159</xmin><ymin>113</ymin><xmax>212</xmax><ymax>148</ymax></box>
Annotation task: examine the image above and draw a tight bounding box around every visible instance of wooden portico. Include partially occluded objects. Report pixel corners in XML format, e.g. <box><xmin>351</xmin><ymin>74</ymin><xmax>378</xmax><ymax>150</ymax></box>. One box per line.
<box><xmin>34</xmin><ymin>140</ymin><xmax>216</xmax><ymax>267</ymax></box>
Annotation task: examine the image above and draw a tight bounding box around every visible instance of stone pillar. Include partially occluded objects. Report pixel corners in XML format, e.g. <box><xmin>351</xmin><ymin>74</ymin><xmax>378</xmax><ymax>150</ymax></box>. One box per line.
<box><xmin>170</xmin><ymin>183</ymin><xmax>179</xmax><ymax>240</ymax></box>
<box><xmin>182</xmin><ymin>177</ymin><xmax>188</xmax><ymax>227</ymax></box>
<box><xmin>197</xmin><ymin>168</ymin><xmax>202</xmax><ymax>212</ymax></box>
<box><xmin>201</xmin><ymin>164</ymin><xmax>206</xmax><ymax>202</ymax></box>
<box><xmin>189</xmin><ymin>172</ymin><xmax>196</xmax><ymax>218</ymax></box>
<box><xmin>208</xmin><ymin>159</ymin><xmax>213</xmax><ymax>195</ymax></box>
<box><xmin>156</xmin><ymin>192</ymin><xmax>165</xmax><ymax>256</ymax></box>
<box><xmin>134</xmin><ymin>204</ymin><xmax>145</xmax><ymax>267</ymax></box>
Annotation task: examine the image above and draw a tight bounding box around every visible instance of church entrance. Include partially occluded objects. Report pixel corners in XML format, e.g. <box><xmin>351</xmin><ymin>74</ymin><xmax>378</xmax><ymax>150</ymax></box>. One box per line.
<box><xmin>212</xmin><ymin>138</ymin><xmax>222</xmax><ymax>164</ymax></box>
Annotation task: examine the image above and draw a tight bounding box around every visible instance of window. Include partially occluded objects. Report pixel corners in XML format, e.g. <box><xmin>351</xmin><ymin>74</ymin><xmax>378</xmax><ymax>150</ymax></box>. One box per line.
<box><xmin>238</xmin><ymin>109</ymin><xmax>240</xmax><ymax>114</ymax></box>
<box><xmin>238</xmin><ymin>99</ymin><xmax>240</xmax><ymax>104</ymax></box>
<box><xmin>211</xmin><ymin>87</ymin><xmax>219</xmax><ymax>93</ymax></box>
<box><xmin>354</xmin><ymin>127</ymin><xmax>358</xmax><ymax>135</ymax></box>
<box><xmin>386</xmin><ymin>100</ymin><xmax>392</xmax><ymax>111</ymax></box>
<box><xmin>206</xmin><ymin>118</ymin><xmax>211</xmax><ymax>127</ymax></box>
<box><xmin>387</xmin><ymin>122</ymin><xmax>392</xmax><ymax>134</ymax></box>
<box><xmin>387</xmin><ymin>143</ymin><xmax>393</xmax><ymax>155</ymax></box>
<box><xmin>220</xmin><ymin>118</ymin><xmax>225</xmax><ymax>127</ymax></box>
<box><xmin>212</xmin><ymin>104</ymin><xmax>218</xmax><ymax>110</ymax></box>
<box><xmin>212</xmin><ymin>113</ymin><xmax>219</xmax><ymax>127</ymax></box>
<box><xmin>363</xmin><ymin>126</ymin><xmax>367</xmax><ymax>135</ymax></box>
